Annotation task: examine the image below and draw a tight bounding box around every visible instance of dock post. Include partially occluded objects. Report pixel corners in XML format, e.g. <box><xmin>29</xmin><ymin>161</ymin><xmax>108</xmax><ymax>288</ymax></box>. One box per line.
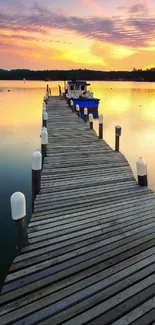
<box><xmin>43</xmin><ymin>95</ymin><xmax>47</xmax><ymax>105</ymax></box>
<box><xmin>46</xmin><ymin>84</ymin><xmax>49</xmax><ymax>93</ymax></box>
<box><xmin>42</xmin><ymin>102</ymin><xmax>46</xmax><ymax>112</ymax></box>
<box><xmin>84</xmin><ymin>107</ymin><xmax>88</xmax><ymax>122</ymax></box>
<box><xmin>136</xmin><ymin>157</ymin><xmax>148</xmax><ymax>186</ymax></box>
<box><xmin>99</xmin><ymin>114</ymin><xmax>103</xmax><ymax>139</ymax></box>
<box><xmin>32</xmin><ymin>151</ymin><xmax>42</xmax><ymax>212</ymax></box>
<box><xmin>41</xmin><ymin>127</ymin><xmax>48</xmax><ymax>166</ymax></box>
<box><xmin>43</xmin><ymin>111</ymin><xmax>48</xmax><ymax>128</ymax></box>
<box><xmin>89</xmin><ymin>114</ymin><xmax>93</xmax><ymax>129</ymax></box>
<box><xmin>70</xmin><ymin>99</ymin><xmax>74</xmax><ymax>112</ymax></box>
<box><xmin>10</xmin><ymin>192</ymin><xmax>29</xmax><ymax>253</ymax></box>
<box><xmin>115</xmin><ymin>125</ymin><xmax>121</xmax><ymax>152</ymax></box>
<box><xmin>76</xmin><ymin>104</ymin><xmax>80</xmax><ymax>116</ymax></box>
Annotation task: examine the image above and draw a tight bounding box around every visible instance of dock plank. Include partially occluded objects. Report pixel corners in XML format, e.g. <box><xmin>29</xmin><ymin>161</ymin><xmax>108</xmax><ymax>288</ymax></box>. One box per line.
<box><xmin>1</xmin><ymin>95</ymin><xmax>155</xmax><ymax>325</ymax></box>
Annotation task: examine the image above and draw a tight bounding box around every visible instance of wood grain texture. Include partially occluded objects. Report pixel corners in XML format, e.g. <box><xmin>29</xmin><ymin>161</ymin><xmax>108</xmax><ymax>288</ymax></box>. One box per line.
<box><xmin>1</xmin><ymin>96</ymin><xmax>155</xmax><ymax>325</ymax></box>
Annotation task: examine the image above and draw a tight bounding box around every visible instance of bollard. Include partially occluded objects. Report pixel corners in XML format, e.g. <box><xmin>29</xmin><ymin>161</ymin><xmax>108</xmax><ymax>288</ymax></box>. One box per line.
<box><xmin>32</xmin><ymin>151</ymin><xmax>42</xmax><ymax>212</ymax></box>
<box><xmin>99</xmin><ymin>114</ymin><xmax>103</xmax><ymax>139</ymax></box>
<box><xmin>76</xmin><ymin>104</ymin><xmax>80</xmax><ymax>117</ymax></box>
<box><xmin>84</xmin><ymin>107</ymin><xmax>88</xmax><ymax>122</ymax></box>
<box><xmin>42</xmin><ymin>102</ymin><xmax>46</xmax><ymax>111</ymax></box>
<box><xmin>115</xmin><ymin>125</ymin><xmax>121</xmax><ymax>152</ymax></box>
<box><xmin>89</xmin><ymin>114</ymin><xmax>93</xmax><ymax>129</ymax></box>
<box><xmin>70</xmin><ymin>99</ymin><xmax>74</xmax><ymax>112</ymax></box>
<box><xmin>43</xmin><ymin>111</ymin><xmax>48</xmax><ymax>127</ymax></box>
<box><xmin>11</xmin><ymin>192</ymin><xmax>29</xmax><ymax>253</ymax></box>
<box><xmin>41</xmin><ymin>128</ymin><xmax>48</xmax><ymax>165</ymax></box>
<box><xmin>136</xmin><ymin>157</ymin><xmax>148</xmax><ymax>186</ymax></box>
<box><xmin>43</xmin><ymin>95</ymin><xmax>47</xmax><ymax>105</ymax></box>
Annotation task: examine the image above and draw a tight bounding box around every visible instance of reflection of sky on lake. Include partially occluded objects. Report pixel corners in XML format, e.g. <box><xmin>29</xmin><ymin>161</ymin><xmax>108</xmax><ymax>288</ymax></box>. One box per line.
<box><xmin>0</xmin><ymin>83</ymin><xmax>44</xmax><ymax>287</ymax></box>
<box><xmin>0</xmin><ymin>80</ymin><xmax>155</xmax><ymax>287</ymax></box>
<box><xmin>92</xmin><ymin>81</ymin><xmax>155</xmax><ymax>192</ymax></box>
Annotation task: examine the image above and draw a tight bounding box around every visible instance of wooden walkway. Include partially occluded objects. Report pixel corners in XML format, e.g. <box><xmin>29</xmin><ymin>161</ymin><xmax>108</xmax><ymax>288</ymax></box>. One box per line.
<box><xmin>1</xmin><ymin>96</ymin><xmax>155</xmax><ymax>324</ymax></box>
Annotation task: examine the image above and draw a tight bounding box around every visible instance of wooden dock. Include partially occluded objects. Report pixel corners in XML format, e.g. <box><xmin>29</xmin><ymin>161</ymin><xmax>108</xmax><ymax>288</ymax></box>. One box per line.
<box><xmin>1</xmin><ymin>96</ymin><xmax>155</xmax><ymax>324</ymax></box>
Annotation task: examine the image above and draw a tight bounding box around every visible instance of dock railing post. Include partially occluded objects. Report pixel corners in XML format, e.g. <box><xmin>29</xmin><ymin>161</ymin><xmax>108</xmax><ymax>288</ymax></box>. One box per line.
<box><xmin>41</xmin><ymin>127</ymin><xmax>48</xmax><ymax>166</ymax></box>
<box><xmin>42</xmin><ymin>102</ymin><xmax>46</xmax><ymax>126</ymax></box>
<box><xmin>99</xmin><ymin>114</ymin><xmax>103</xmax><ymax>139</ymax></box>
<box><xmin>43</xmin><ymin>95</ymin><xmax>47</xmax><ymax>105</ymax></box>
<box><xmin>76</xmin><ymin>104</ymin><xmax>80</xmax><ymax>117</ymax></box>
<box><xmin>115</xmin><ymin>125</ymin><xmax>121</xmax><ymax>152</ymax></box>
<box><xmin>89</xmin><ymin>113</ymin><xmax>93</xmax><ymax>129</ymax></box>
<box><xmin>136</xmin><ymin>157</ymin><xmax>148</xmax><ymax>186</ymax></box>
<box><xmin>43</xmin><ymin>111</ymin><xmax>48</xmax><ymax>128</ymax></box>
<box><xmin>10</xmin><ymin>192</ymin><xmax>29</xmax><ymax>253</ymax></box>
<box><xmin>32</xmin><ymin>151</ymin><xmax>42</xmax><ymax>212</ymax></box>
<box><xmin>70</xmin><ymin>99</ymin><xmax>74</xmax><ymax>112</ymax></box>
<box><xmin>84</xmin><ymin>107</ymin><xmax>88</xmax><ymax>122</ymax></box>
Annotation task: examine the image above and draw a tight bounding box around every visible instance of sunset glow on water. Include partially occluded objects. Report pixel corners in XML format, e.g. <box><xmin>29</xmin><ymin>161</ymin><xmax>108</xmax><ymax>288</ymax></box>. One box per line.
<box><xmin>0</xmin><ymin>80</ymin><xmax>155</xmax><ymax>285</ymax></box>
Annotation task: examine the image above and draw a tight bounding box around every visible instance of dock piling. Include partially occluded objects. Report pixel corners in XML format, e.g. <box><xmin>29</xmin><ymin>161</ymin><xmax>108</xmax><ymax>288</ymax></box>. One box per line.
<box><xmin>99</xmin><ymin>114</ymin><xmax>103</xmax><ymax>139</ymax></box>
<box><xmin>136</xmin><ymin>157</ymin><xmax>148</xmax><ymax>186</ymax></box>
<box><xmin>41</xmin><ymin>127</ymin><xmax>48</xmax><ymax>165</ymax></box>
<box><xmin>32</xmin><ymin>151</ymin><xmax>42</xmax><ymax>212</ymax></box>
<box><xmin>43</xmin><ymin>95</ymin><xmax>47</xmax><ymax>105</ymax></box>
<box><xmin>89</xmin><ymin>113</ymin><xmax>93</xmax><ymax>129</ymax></box>
<box><xmin>70</xmin><ymin>100</ymin><xmax>74</xmax><ymax>112</ymax></box>
<box><xmin>10</xmin><ymin>192</ymin><xmax>28</xmax><ymax>253</ymax></box>
<box><xmin>76</xmin><ymin>104</ymin><xmax>80</xmax><ymax>116</ymax></box>
<box><xmin>84</xmin><ymin>107</ymin><xmax>88</xmax><ymax>122</ymax></box>
<box><xmin>115</xmin><ymin>125</ymin><xmax>121</xmax><ymax>152</ymax></box>
<box><xmin>43</xmin><ymin>111</ymin><xmax>48</xmax><ymax>127</ymax></box>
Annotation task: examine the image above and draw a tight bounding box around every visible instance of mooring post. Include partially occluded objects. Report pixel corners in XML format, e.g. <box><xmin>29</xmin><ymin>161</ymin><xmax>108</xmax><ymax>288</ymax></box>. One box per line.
<box><xmin>41</xmin><ymin>127</ymin><xmax>48</xmax><ymax>166</ymax></box>
<box><xmin>32</xmin><ymin>151</ymin><xmax>42</xmax><ymax>212</ymax></box>
<box><xmin>84</xmin><ymin>107</ymin><xmax>88</xmax><ymax>122</ymax></box>
<box><xmin>42</xmin><ymin>102</ymin><xmax>46</xmax><ymax>112</ymax></box>
<box><xmin>43</xmin><ymin>95</ymin><xmax>47</xmax><ymax>105</ymax></box>
<box><xmin>115</xmin><ymin>125</ymin><xmax>121</xmax><ymax>152</ymax></box>
<box><xmin>43</xmin><ymin>111</ymin><xmax>48</xmax><ymax>128</ymax></box>
<box><xmin>99</xmin><ymin>114</ymin><xmax>103</xmax><ymax>139</ymax></box>
<box><xmin>46</xmin><ymin>84</ymin><xmax>49</xmax><ymax>93</ymax></box>
<box><xmin>10</xmin><ymin>192</ymin><xmax>29</xmax><ymax>253</ymax></box>
<box><xmin>89</xmin><ymin>113</ymin><xmax>93</xmax><ymax>129</ymax></box>
<box><xmin>76</xmin><ymin>104</ymin><xmax>80</xmax><ymax>116</ymax></box>
<box><xmin>136</xmin><ymin>157</ymin><xmax>148</xmax><ymax>186</ymax></box>
<box><xmin>70</xmin><ymin>99</ymin><xmax>74</xmax><ymax>112</ymax></box>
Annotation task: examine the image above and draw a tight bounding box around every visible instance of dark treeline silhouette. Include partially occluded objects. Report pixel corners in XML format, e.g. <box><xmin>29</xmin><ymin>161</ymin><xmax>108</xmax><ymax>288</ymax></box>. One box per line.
<box><xmin>0</xmin><ymin>68</ymin><xmax>155</xmax><ymax>81</ymax></box>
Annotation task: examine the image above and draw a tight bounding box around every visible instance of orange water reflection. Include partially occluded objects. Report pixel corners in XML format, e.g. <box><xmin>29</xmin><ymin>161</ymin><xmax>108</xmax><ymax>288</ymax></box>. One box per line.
<box><xmin>91</xmin><ymin>81</ymin><xmax>155</xmax><ymax>191</ymax></box>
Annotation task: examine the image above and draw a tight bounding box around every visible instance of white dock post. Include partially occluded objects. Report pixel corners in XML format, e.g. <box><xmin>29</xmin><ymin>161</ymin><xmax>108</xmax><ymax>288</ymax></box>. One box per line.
<box><xmin>84</xmin><ymin>107</ymin><xmax>88</xmax><ymax>122</ymax></box>
<box><xmin>11</xmin><ymin>192</ymin><xmax>28</xmax><ymax>253</ymax></box>
<box><xmin>41</xmin><ymin>128</ymin><xmax>48</xmax><ymax>165</ymax></box>
<box><xmin>32</xmin><ymin>151</ymin><xmax>42</xmax><ymax>212</ymax></box>
<box><xmin>89</xmin><ymin>114</ymin><xmax>93</xmax><ymax>129</ymax></box>
<box><xmin>136</xmin><ymin>157</ymin><xmax>148</xmax><ymax>186</ymax></box>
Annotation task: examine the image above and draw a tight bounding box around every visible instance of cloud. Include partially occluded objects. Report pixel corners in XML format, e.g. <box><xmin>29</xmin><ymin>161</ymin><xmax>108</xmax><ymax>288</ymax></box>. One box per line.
<box><xmin>91</xmin><ymin>40</ymin><xmax>155</xmax><ymax>70</ymax></box>
<box><xmin>128</xmin><ymin>3</ymin><xmax>147</xmax><ymax>14</ymax></box>
<box><xmin>0</xmin><ymin>2</ymin><xmax>154</xmax><ymax>50</ymax></box>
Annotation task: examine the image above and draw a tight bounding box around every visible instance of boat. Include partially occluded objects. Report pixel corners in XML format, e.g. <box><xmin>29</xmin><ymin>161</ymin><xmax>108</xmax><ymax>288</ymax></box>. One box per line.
<box><xmin>64</xmin><ymin>80</ymin><xmax>100</xmax><ymax>118</ymax></box>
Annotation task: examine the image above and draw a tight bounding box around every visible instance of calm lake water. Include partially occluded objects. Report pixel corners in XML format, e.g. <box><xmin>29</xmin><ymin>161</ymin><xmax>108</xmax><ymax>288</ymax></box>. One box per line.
<box><xmin>0</xmin><ymin>80</ymin><xmax>155</xmax><ymax>287</ymax></box>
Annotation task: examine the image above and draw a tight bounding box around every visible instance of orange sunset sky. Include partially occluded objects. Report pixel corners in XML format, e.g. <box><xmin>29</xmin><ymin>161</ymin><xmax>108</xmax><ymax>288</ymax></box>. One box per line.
<box><xmin>0</xmin><ymin>0</ymin><xmax>155</xmax><ymax>70</ymax></box>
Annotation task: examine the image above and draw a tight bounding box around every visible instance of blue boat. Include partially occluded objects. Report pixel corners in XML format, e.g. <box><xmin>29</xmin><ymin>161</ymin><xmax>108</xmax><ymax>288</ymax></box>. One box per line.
<box><xmin>64</xmin><ymin>80</ymin><xmax>100</xmax><ymax>118</ymax></box>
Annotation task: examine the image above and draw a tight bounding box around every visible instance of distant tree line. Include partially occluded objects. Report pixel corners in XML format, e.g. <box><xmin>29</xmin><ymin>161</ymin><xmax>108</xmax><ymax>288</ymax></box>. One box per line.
<box><xmin>0</xmin><ymin>68</ymin><xmax>155</xmax><ymax>81</ymax></box>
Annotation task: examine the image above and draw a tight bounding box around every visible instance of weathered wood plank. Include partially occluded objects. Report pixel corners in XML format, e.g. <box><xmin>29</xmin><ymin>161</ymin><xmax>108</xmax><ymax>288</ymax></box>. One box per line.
<box><xmin>1</xmin><ymin>96</ymin><xmax>155</xmax><ymax>325</ymax></box>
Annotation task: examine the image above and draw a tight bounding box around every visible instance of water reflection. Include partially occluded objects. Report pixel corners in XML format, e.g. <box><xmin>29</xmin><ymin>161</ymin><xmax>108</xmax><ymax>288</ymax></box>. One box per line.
<box><xmin>0</xmin><ymin>80</ymin><xmax>155</xmax><ymax>287</ymax></box>
<box><xmin>92</xmin><ymin>81</ymin><xmax>155</xmax><ymax>192</ymax></box>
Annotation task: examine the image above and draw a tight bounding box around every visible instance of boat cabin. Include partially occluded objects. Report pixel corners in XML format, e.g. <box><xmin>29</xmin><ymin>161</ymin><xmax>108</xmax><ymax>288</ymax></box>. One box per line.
<box><xmin>66</xmin><ymin>80</ymin><xmax>91</xmax><ymax>98</ymax></box>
